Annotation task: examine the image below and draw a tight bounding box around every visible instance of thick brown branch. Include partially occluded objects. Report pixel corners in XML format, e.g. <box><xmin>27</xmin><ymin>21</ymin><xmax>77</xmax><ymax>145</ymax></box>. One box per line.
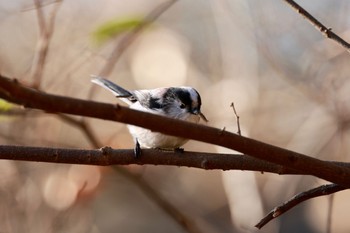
<box><xmin>1</xmin><ymin>75</ymin><xmax>350</xmax><ymax>187</ymax></box>
<box><xmin>0</xmin><ymin>144</ymin><xmax>293</xmax><ymax>172</ymax></box>
<box><xmin>0</xmin><ymin>144</ymin><xmax>349</xmax><ymax>176</ymax></box>
<box><xmin>255</xmin><ymin>183</ymin><xmax>346</xmax><ymax>229</ymax></box>
<box><xmin>283</xmin><ymin>0</ymin><xmax>350</xmax><ymax>53</ymax></box>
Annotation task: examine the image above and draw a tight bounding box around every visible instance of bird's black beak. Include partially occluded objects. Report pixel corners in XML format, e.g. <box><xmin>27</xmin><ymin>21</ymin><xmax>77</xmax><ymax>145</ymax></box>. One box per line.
<box><xmin>192</xmin><ymin>109</ymin><xmax>208</xmax><ymax>122</ymax></box>
<box><xmin>199</xmin><ymin>112</ymin><xmax>208</xmax><ymax>122</ymax></box>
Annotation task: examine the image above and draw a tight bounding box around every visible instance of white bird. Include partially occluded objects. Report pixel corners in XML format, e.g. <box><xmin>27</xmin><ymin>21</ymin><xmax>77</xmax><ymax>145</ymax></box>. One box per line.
<box><xmin>91</xmin><ymin>76</ymin><xmax>207</xmax><ymax>156</ymax></box>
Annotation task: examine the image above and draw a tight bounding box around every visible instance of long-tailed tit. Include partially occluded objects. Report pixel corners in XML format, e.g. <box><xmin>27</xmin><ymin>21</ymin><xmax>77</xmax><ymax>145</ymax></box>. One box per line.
<box><xmin>91</xmin><ymin>76</ymin><xmax>207</xmax><ymax>156</ymax></box>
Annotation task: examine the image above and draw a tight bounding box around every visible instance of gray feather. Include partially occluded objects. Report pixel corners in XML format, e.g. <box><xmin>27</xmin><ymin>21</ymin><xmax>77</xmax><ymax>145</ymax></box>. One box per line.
<box><xmin>91</xmin><ymin>75</ymin><xmax>137</xmax><ymax>104</ymax></box>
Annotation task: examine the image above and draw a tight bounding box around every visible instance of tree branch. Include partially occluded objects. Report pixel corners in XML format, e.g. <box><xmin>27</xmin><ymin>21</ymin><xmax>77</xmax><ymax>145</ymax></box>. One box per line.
<box><xmin>255</xmin><ymin>183</ymin><xmax>346</xmax><ymax>229</ymax></box>
<box><xmin>0</xmin><ymin>144</ymin><xmax>349</xmax><ymax>175</ymax></box>
<box><xmin>283</xmin><ymin>0</ymin><xmax>350</xmax><ymax>53</ymax></box>
<box><xmin>0</xmin><ymin>144</ymin><xmax>290</xmax><ymax>173</ymax></box>
<box><xmin>1</xmin><ymin>75</ymin><xmax>350</xmax><ymax>187</ymax></box>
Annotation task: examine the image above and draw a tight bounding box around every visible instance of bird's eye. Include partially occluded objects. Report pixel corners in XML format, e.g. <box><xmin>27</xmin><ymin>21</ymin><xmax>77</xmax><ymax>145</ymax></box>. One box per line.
<box><xmin>180</xmin><ymin>103</ymin><xmax>186</xmax><ymax>109</ymax></box>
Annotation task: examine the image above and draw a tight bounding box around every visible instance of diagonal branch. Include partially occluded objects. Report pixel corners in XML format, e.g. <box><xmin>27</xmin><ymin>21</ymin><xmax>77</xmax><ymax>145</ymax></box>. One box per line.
<box><xmin>255</xmin><ymin>183</ymin><xmax>346</xmax><ymax>229</ymax></box>
<box><xmin>283</xmin><ymin>0</ymin><xmax>350</xmax><ymax>53</ymax></box>
<box><xmin>1</xmin><ymin>74</ymin><xmax>350</xmax><ymax>187</ymax></box>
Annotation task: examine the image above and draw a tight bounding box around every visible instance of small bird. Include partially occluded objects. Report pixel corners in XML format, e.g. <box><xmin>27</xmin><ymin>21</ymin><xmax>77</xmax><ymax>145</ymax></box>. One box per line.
<box><xmin>91</xmin><ymin>76</ymin><xmax>208</xmax><ymax>157</ymax></box>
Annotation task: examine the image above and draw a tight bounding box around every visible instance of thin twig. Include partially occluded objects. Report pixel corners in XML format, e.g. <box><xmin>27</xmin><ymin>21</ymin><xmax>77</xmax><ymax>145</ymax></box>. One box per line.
<box><xmin>283</xmin><ymin>0</ymin><xmax>350</xmax><ymax>53</ymax></box>
<box><xmin>0</xmin><ymin>108</ymin><xmax>29</xmax><ymax>116</ymax></box>
<box><xmin>30</xmin><ymin>0</ymin><xmax>63</xmax><ymax>89</ymax></box>
<box><xmin>22</xmin><ymin>0</ymin><xmax>59</xmax><ymax>12</ymax></box>
<box><xmin>326</xmin><ymin>194</ymin><xmax>334</xmax><ymax>233</ymax></box>
<box><xmin>230</xmin><ymin>102</ymin><xmax>241</xmax><ymax>136</ymax></box>
<box><xmin>255</xmin><ymin>183</ymin><xmax>346</xmax><ymax>229</ymax></box>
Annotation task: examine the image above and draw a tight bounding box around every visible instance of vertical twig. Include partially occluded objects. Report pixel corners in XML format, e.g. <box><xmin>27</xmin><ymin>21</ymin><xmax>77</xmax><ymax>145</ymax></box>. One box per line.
<box><xmin>230</xmin><ymin>102</ymin><xmax>241</xmax><ymax>136</ymax></box>
<box><xmin>30</xmin><ymin>0</ymin><xmax>63</xmax><ymax>89</ymax></box>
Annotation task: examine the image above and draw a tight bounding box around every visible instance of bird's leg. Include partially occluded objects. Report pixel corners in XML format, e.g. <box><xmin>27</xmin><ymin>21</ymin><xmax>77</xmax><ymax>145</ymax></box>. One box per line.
<box><xmin>134</xmin><ymin>139</ymin><xmax>141</xmax><ymax>158</ymax></box>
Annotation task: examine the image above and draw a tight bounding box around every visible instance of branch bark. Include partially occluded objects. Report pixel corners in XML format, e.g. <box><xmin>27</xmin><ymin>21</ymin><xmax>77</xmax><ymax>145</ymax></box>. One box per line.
<box><xmin>0</xmin><ymin>144</ymin><xmax>349</xmax><ymax>175</ymax></box>
<box><xmin>0</xmin><ymin>144</ymin><xmax>300</xmax><ymax>173</ymax></box>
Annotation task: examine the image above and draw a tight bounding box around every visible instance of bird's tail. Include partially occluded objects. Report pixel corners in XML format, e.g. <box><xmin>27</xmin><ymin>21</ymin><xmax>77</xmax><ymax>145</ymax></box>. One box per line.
<box><xmin>91</xmin><ymin>75</ymin><xmax>136</xmax><ymax>104</ymax></box>
<box><xmin>91</xmin><ymin>75</ymin><xmax>131</xmax><ymax>97</ymax></box>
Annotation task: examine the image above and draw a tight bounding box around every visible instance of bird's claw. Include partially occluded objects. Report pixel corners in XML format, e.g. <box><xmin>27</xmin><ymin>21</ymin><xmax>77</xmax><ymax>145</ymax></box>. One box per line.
<box><xmin>134</xmin><ymin>139</ymin><xmax>141</xmax><ymax>158</ymax></box>
<box><xmin>174</xmin><ymin>147</ymin><xmax>184</xmax><ymax>153</ymax></box>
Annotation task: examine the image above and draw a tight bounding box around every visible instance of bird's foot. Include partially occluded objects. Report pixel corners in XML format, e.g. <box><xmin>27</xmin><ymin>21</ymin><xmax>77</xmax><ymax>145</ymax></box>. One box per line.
<box><xmin>174</xmin><ymin>147</ymin><xmax>184</xmax><ymax>153</ymax></box>
<box><xmin>134</xmin><ymin>139</ymin><xmax>141</xmax><ymax>158</ymax></box>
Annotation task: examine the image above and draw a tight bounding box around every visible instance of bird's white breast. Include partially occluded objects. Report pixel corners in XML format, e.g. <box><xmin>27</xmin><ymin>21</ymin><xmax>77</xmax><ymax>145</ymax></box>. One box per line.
<box><xmin>127</xmin><ymin>102</ymin><xmax>200</xmax><ymax>149</ymax></box>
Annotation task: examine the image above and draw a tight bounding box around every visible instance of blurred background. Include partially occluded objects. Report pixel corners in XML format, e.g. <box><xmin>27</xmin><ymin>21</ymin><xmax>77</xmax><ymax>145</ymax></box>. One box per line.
<box><xmin>1</xmin><ymin>0</ymin><xmax>350</xmax><ymax>232</ymax></box>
